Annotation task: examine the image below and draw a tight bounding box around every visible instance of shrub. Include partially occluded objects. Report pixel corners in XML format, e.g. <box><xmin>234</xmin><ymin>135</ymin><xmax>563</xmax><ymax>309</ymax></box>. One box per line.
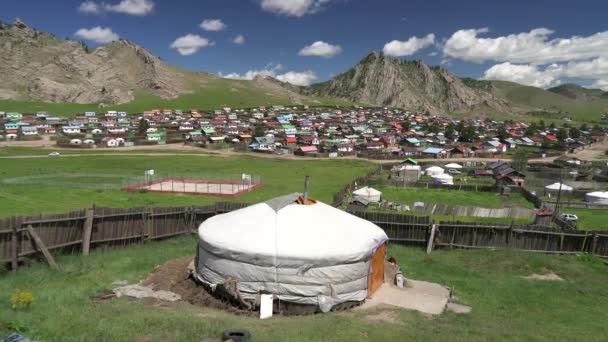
<box><xmin>9</xmin><ymin>289</ymin><xmax>34</xmax><ymax>311</ymax></box>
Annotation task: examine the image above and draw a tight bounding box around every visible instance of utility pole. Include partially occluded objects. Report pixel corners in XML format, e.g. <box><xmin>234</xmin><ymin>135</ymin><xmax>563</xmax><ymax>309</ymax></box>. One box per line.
<box><xmin>554</xmin><ymin>171</ymin><xmax>564</xmax><ymax>218</ymax></box>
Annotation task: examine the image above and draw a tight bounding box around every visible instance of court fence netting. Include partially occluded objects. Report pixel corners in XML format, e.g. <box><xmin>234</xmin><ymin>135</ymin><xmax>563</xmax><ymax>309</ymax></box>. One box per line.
<box><xmin>2</xmin><ymin>172</ymin><xmax>263</xmax><ymax>197</ymax></box>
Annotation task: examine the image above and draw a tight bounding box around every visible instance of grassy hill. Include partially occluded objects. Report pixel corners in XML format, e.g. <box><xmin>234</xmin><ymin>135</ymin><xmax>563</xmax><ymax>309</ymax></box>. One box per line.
<box><xmin>0</xmin><ymin>77</ymin><xmax>354</xmax><ymax>115</ymax></box>
<box><xmin>548</xmin><ymin>84</ymin><xmax>608</xmax><ymax>100</ymax></box>
<box><xmin>489</xmin><ymin>80</ymin><xmax>608</xmax><ymax>122</ymax></box>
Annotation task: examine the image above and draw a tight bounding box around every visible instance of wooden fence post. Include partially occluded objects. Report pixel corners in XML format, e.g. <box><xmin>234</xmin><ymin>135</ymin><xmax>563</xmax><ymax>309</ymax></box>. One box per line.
<box><xmin>25</xmin><ymin>224</ymin><xmax>59</xmax><ymax>270</ymax></box>
<box><xmin>426</xmin><ymin>223</ymin><xmax>437</xmax><ymax>255</ymax></box>
<box><xmin>11</xmin><ymin>224</ymin><xmax>18</xmax><ymax>272</ymax></box>
<box><xmin>590</xmin><ymin>233</ymin><xmax>598</xmax><ymax>255</ymax></box>
<box><xmin>82</xmin><ymin>207</ymin><xmax>95</xmax><ymax>256</ymax></box>
<box><xmin>143</xmin><ymin>207</ymin><xmax>151</xmax><ymax>241</ymax></box>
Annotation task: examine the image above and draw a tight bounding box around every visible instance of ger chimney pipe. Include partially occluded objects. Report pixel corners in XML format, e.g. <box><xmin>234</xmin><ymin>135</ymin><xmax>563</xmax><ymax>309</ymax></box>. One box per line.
<box><xmin>303</xmin><ymin>176</ymin><xmax>310</xmax><ymax>204</ymax></box>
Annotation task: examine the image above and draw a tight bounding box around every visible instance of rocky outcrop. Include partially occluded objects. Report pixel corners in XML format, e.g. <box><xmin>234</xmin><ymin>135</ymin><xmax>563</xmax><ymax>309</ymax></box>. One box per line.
<box><xmin>305</xmin><ymin>52</ymin><xmax>510</xmax><ymax>114</ymax></box>
<box><xmin>0</xmin><ymin>19</ymin><xmax>195</xmax><ymax>104</ymax></box>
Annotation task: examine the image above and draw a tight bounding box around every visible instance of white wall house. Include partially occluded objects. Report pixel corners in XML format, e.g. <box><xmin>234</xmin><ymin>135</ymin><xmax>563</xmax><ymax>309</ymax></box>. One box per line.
<box><xmin>63</xmin><ymin>126</ymin><xmax>81</xmax><ymax>134</ymax></box>
<box><xmin>21</xmin><ymin>127</ymin><xmax>38</xmax><ymax>136</ymax></box>
<box><xmin>107</xmin><ymin>127</ymin><xmax>126</xmax><ymax>134</ymax></box>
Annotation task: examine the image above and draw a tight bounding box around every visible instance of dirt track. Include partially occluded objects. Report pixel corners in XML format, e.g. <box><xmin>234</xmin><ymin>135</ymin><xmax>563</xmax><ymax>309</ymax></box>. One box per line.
<box><xmin>1</xmin><ymin>139</ymin><xmax>607</xmax><ymax>163</ymax></box>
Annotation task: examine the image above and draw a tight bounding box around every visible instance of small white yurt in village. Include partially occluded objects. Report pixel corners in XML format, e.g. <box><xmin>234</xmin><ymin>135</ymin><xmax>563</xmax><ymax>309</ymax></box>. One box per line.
<box><xmin>352</xmin><ymin>186</ymin><xmax>383</xmax><ymax>203</ymax></box>
<box><xmin>195</xmin><ymin>193</ymin><xmax>388</xmax><ymax>312</ymax></box>
<box><xmin>586</xmin><ymin>191</ymin><xmax>608</xmax><ymax>205</ymax></box>
<box><xmin>432</xmin><ymin>173</ymin><xmax>454</xmax><ymax>185</ymax></box>
<box><xmin>425</xmin><ymin>166</ymin><xmax>444</xmax><ymax>176</ymax></box>
<box><xmin>544</xmin><ymin>182</ymin><xmax>574</xmax><ymax>197</ymax></box>
<box><xmin>445</xmin><ymin>163</ymin><xmax>463</xmax><ymax>169</ymax></box>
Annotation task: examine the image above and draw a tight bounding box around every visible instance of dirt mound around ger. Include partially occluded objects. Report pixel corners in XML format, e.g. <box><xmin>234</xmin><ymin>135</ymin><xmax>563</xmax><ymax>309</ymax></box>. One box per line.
<box><xmin>141</xmin><ymin>256</ymin><xmax>253</xmax><ymax>315</ymax></box>
<box><xmin>523</xmin><ymin>272</ymin><xmax>564</xmax><ymax>281</ymax></box>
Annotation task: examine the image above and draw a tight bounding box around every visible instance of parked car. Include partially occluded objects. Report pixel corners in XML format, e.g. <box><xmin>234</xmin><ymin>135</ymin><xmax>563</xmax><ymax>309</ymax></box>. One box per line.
<box><xmin>560</xmin><ymin>213</ymin><xmax>578</xmax><ymax>221</ymax></box>
<box><xmin>48</xmin><ymin>152</ymin><xmax>61</xmax><ymax>157</ymax></box>
<box><xmin>448</xmin><ymin>169</ymin><xmax>461</xmax><ymax>174</ymax></box>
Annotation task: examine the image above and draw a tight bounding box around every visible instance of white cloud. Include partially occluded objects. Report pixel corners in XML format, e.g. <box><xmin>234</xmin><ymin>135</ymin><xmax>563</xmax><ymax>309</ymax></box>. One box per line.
<box><xmin>482</xmin><ymin>57</ymin><xmax>608</xmax><ymax>89</ymax></box>
<box><xmin>233</xmin><ymin>34</ymin><xmax>246</xmax><ymax>45</ymax></box>
<box><xmin>78</xmin><ymin>0</ymin><xmax>154</xmax><ymax>16</ymax></box>
<box><xmin>78</xmin><ymin>1</ymin><xmax>101</xmax><ymax>14</ymax></box>
<box><xmin>591</xmin><ymin>80</ymin><xmax>608</xmax><ymax>91</ymax></box>
<box><xmin>443</xmin><ymin>28</ymin><xmax>608</xmax><ymax>65</ymax></box>
<box><xmin>170</xmin><ymin>34</ymin><xmax>213</xmax><ymax>56</ymax></box>
<box><xmin>383</xmin><ymin>34</ymin><xmax>435</xmax><ymax>57</ymax></box>
<box><xmin>275</xmin><ymin>71</ymin><xmax>317</xmax><ymax>85</ymax></box>
<box><xmin>299</xmin><ymin>41</ymin><xmax>342</xmax><ymax>58</ymax></box>
<box><xmin>220</xmin><ymin>64</ymin><xmax>317</xmax><ymax>86</ymax></box>
<box><xmin>74</xmin><ymin>27</ymin><xmax>120</xmax><ymax>44</ymax></box>
<box><xmin>258</xmin><ymin>0</ymin><xmax>331</xmax><ymax>17</ymax></box>
<box><xmin>200</xmin><ymin>19</ymin><xmax>226</xmax><ymax>32</ymax></box>
<box><xmin>559</xmin><ymin>57</ymin><xmax>608</xmax><ymax>80</ymax></box>
<box><xmin>482</xmin><ymin>62</ymin><xmax>561</xmax><ymax>88</ymax></box>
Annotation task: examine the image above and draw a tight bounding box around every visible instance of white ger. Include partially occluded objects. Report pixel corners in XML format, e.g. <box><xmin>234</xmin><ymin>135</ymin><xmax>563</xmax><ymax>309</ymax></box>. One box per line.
<box><xmin>194</xmin><ymin>193</ymin><xmax>388</xmax><ymax>312</ymax></box>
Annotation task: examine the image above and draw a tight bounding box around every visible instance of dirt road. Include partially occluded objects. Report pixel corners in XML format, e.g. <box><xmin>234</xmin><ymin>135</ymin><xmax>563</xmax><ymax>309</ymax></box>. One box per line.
<box><xmin>1</xmin><ymin>139</ymin><xmax>606</xmax><ymax>163</ymax></box>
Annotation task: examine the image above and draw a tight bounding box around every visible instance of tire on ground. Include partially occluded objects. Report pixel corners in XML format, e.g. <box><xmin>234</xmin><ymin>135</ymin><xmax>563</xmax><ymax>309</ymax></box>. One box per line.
<box><xmin>222</xmin><ymin>329</ymin><xmax>251</xmax><ymax>342</ymax></box>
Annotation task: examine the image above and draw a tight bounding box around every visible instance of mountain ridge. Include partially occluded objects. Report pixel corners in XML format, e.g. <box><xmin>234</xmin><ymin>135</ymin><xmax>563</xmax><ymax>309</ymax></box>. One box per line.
<box><xmin>301</xmin><ymin>51</ymin><xmax>511</xmax><ymax>114</ymax></box>
<box><xmin>1</xmin><ymin>19</ymin><xmax>606</xmax><ymax>119</ymax></box>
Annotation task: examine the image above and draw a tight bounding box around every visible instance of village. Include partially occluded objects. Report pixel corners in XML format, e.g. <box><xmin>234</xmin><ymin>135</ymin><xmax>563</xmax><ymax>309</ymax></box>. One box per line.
<box><xmin>1</xmin><ymin>106</ymin><xmax>606</xmax><ymax>160</ymax></box>
<box><xmin>3</xmin><ymin>0</ymin><xmax>608</xmax><ymax>340</ymax></box>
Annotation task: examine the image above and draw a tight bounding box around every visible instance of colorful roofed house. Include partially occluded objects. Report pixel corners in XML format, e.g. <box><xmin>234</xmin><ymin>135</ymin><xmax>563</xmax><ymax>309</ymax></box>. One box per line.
<box><xmin>297</xmin><ymin>145</ymin><xmax>318</xmax><ymax>154</ymax></box>
<box><xmin>545</xmin><ymin>134</ymin><xmax>558</xmax><ymax>142</ymax></box>
<box><xmin>6</xmin><ymin>112</ymin><xmax>22</xmax><ymax>121</ymax></box>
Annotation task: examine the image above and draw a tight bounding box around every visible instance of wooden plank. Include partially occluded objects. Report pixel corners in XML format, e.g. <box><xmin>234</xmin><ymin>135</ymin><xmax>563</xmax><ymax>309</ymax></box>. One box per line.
<box><xmin>25</xmin><ymin>224</ymin><xmax>59</xmax><ymax>270</ymax></box>
<box><xmin>426</xmin><ymin>224</ymin><xmax>436</xmax><ymax>255</ymax></box>
<box><xmin>22</xmin><ymin>216</ymin><xmax>87</xmax><ymax>225</ymax></box>
<box><xmin>148</xmin><ymin>210</ymin><xmax>190</xmax><ymax>217</ymax></box>
<box><xmin>93</xmin><ymin>211</ymin><xmax>148</xmax><ymax>219</ymax></box>
<box><xmin>11</xmin><ymin>223</ymin><xmax>18</xmax><ymax>272</ymax></box>
<box><xmin>18</xmin><ymin>240</ymin><xmax>83</xmax><ymax>257</ymax></box>
<box><xmin>82</xmin><ymin>208</ymin><xmax>95</xmax><ymax>256</ymax></box>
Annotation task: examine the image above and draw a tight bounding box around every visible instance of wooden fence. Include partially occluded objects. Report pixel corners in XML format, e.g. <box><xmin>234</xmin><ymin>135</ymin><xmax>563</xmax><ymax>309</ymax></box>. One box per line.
<box><xmin>0</xmin><ymin>202</ymin><xmax>250</xmax><ymax>271</ymax></box>
<box><xmin>367</xmin><ymin>179</ymin><xmax>497</xmax><ymax>192</ymax></box>
<box><xmin>2</xmin><ymin>201</ymin><xmax>608</xmax><ymax>272</ymax></box>
<box><xmin>347</xmin><ymin>210</ymin><xmax>608</xmax><ymax>257</ymax></box>
<box><xmin>520</xmin><ymin>187</ymin><xmax>608</xmax><ymax>210</ymax></box>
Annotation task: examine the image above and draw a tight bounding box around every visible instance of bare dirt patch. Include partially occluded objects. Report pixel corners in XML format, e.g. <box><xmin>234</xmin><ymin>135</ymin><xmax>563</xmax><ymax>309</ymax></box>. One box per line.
<box><xmin>140</xmin><ymin>256</ymin><xmax>253</xmax><ymax>315</ymax></box>
<box><xmin>523</xmin><ymin>272</ymin><xmax>564</xmax><ymax>281</ymax></box>
<box><xmin>364</xmin><ymin>310</ymin><xmax>401</xmax><ymax>324</ymax></box>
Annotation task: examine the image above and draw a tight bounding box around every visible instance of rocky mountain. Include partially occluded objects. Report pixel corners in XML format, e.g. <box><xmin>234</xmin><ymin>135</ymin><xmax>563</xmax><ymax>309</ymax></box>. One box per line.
<box><xmin>0</xmin><ymin>19</ymin><xmax>219</xmax><ymax>104</ymax></box>
<box><xmin>303</xmin><ymin>52</ymin><xmax>510</xmax><ymax>114</ymax></box>
<box><xmin>1</xmin><ymin>19</ymin><xmax>604</xmax><ymax>117</ymax></box>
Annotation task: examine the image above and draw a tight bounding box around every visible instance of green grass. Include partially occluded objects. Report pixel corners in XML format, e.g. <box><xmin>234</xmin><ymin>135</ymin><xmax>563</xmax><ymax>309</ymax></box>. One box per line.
<box><xmin>0</xmin><ymin>154</ymin><xmax>374</xmax><ymax>217</ymax></box>
<box><xmin>1</xmin><ymin>236</ymin><xmax>606</xmax><ymax>340</ymax></box>
<box><xmin>375</xmin><ymin>185</ymin><xmax>535</xmax><ymax>209</ymax></box>
<box><xmin>561</xmin><ymin>208</ymin><xmax>608</xmax><ymax>231</ymax></box>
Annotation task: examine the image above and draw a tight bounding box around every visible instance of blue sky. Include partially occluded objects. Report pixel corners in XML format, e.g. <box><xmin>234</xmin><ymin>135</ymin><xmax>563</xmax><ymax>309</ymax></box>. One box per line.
<box><xmin>1</xmin><ymin>0</ymin><xmax>607</xmax><ymax>89</ymax></box>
